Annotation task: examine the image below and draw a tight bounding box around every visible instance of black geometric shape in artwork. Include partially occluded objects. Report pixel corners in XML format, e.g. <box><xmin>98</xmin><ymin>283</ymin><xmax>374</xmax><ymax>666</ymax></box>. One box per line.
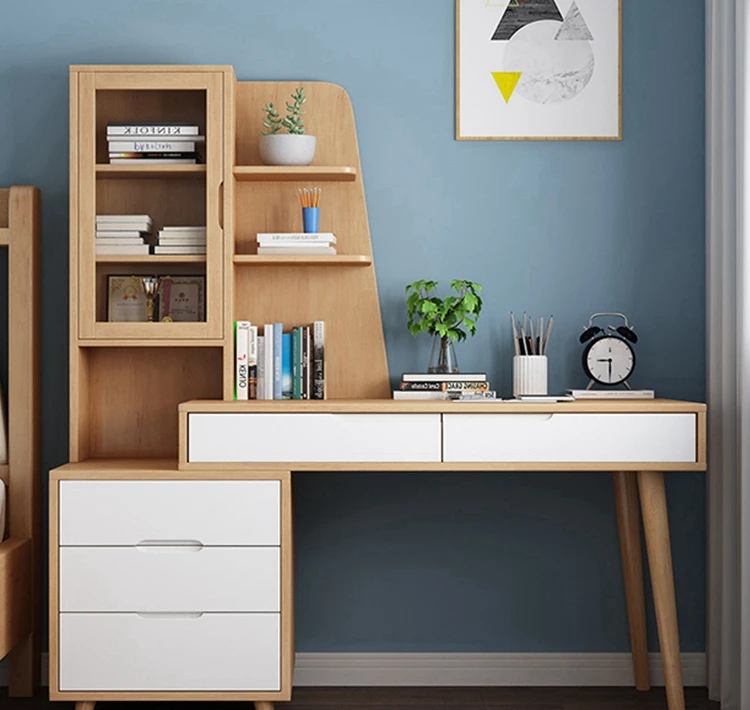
<box><xmin>490</xmin><ymin>0</ymin><xmax>564</xmax><ymax>41</ymax></box>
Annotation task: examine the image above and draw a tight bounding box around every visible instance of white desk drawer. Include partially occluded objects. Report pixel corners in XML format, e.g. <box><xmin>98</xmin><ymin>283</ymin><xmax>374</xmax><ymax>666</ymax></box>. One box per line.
<box><xmin>188</xmin><ymin>413</ymin><xmax>442</xmax><ymax>463</ymax></box>
<box><xmin>59</xmin><ymin>612</ymin><xmax>279</xmax><ymax>691</ymax></box>
<box><xmin>60</xmin><ymin>546</ymin><xmax>279</xmax><ymax>612</ymax></box>
<box><xmin>443</xmin><ymin>413</ymin><xmax>696</xmax><ymax>463</ymax></box>
<box><xmin>59</xmin><ymin>480</ymin><xmax>280</xmax><ymax>546</ymax></box>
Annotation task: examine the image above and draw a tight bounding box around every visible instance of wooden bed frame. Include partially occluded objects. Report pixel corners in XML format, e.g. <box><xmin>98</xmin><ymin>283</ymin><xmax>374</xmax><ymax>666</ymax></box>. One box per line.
<box><xmin>0</xmin><ymin>186</ymin><xmax>41</xmax><ymax>696</ymax></box>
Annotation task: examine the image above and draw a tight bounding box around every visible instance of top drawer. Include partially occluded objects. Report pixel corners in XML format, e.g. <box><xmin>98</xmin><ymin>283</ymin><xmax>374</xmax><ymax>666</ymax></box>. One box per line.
<box><xmin>188</xmin><ymin>413</ymin><xmax>442</xmax><ymax>463</ymax></box>
<box><xmin>443</xmin><ymin>413</ymin><xmax>696</xmax><ymax>463</ymax></box>
<box><xmin>59</xmin><ymin>480</ymin><xmax>280</xmax><ymax>546</ymax></box>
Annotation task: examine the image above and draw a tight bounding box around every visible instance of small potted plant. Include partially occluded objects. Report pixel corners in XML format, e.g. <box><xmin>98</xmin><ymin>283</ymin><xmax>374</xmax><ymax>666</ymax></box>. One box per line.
<box><xmin>405</xmin><ymin>279</ymin><xmax>483</xmax><ymax>374</ymax></box>
<box><xmin>259</xmin><ymin>86</ymin><xmax>317</xmax><ymax>166</ymax></box>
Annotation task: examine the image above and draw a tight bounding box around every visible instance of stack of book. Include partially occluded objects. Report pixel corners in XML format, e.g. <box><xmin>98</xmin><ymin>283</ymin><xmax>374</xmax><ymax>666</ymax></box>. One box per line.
<box><xmin>107</xmin><ymin>122</ymin><xmax>203</xmax><ymax>164</ymax></box>
<box><xmin>153</xmin><ymin>226</ymin><xmax>207</xmax><ymax>255</ymax></box>
<box><xmin>256</xmin><ymin>232</ymin><xmax>337</xmax><ymax>256</ymax></box>
<box><xmin>393</xmin><ymin>373</ymin><xmax>496</xmax><ymax>400</ymax></box>
<box><xmin>235</xmin><ymin>321</ymin><xmax>325</xmax><ymax>401</ymax></box>
<box><xmin>95</xmin><ymin>214</ymin><xmax>152</xmax><ymax>256</ymax></box>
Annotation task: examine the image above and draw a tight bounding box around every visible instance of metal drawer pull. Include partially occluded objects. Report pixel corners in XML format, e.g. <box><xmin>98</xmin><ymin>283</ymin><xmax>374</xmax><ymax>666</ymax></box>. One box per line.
<box><xmin>136</xmin><ymin>540</ymin><xmax>204</xmax><ymax>552</ymax></box>
<box><xmin>136</xmin><ymin>612</ymin><xmax>204</xmax><ymax>620</ymax></box>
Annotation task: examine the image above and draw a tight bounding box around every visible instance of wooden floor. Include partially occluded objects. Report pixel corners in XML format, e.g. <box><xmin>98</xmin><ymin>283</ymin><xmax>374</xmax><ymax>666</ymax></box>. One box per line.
<box><xmin>1</xmin><ymin>687</ymin><xmax>720</xmax><ymax>710</ymax></box>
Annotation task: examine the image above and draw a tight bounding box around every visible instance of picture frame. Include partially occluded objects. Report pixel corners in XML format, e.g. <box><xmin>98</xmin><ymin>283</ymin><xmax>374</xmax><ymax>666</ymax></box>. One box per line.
<box><xmin>107</xmin><ymin>275</ymin><xmax>149</xmax><ymax>322</ymax></box>
<box><xmin>158</xmin><ymin>275</ymin><xmax>206</xmax><ymax>322</ymax></box>
<box><xmin>455</xmin><ymin>0</ymin><xmax>622</xmax><ymax>141</ymax></box>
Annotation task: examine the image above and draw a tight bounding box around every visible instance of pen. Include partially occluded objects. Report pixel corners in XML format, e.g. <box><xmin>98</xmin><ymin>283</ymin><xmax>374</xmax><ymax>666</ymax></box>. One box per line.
<box><xmin>529</xmin><ymin>319</ymin><xmax>535</xmax><ymax>355</ymax></box>
<box><xmin>520</xmin><ymin>324</ymin><xmax>528</xmax><ymax>355</ymax></box>
<box><xmin>510</xmin><ymin>312</ymin><xmax>520</xmax><ymax>356</ymax></box>
<box><xmin>543</xmin><ymin>316</ymin><xmax>554</xmax><ymax>355</ymax></box>
<box><xmin>537</xmin><ymin>317</ymin><xmax>543</xmax><ymax>355</ymax></box>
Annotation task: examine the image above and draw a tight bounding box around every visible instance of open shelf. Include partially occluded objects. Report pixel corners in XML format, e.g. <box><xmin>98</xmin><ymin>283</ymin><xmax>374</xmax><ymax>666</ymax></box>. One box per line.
<box><xmin>96</xmin><ymin>164</ymin><xmax>207</xmax><ymax>179</ymax></box>
<box><xmin>233</xmin><ymin>254</ymin><xmax>371</xmax><ymax>266</ymax></box>
<box><xmin>233</xmin><ymin>166</ymin><xmax>357</xmax><ymax>182</ymax></box>
<box><xmin>96</xmin><ymin>255</ymin><xmax>207</xmax><ymax>264</ymax></box>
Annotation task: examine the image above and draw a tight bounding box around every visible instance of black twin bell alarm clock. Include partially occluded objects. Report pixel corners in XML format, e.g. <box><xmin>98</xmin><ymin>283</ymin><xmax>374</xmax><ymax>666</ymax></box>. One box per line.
<box><xmin>579</xmin><ymin>312</ymin><xmax>638</xmax><ymax>389</ymax></box>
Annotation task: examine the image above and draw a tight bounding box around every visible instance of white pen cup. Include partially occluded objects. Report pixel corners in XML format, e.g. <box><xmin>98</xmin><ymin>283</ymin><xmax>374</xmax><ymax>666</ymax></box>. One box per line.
<box><xmin>513</xmin><ymin>355</ymin><xmax>548</xmax><ymax>397</ymax></box>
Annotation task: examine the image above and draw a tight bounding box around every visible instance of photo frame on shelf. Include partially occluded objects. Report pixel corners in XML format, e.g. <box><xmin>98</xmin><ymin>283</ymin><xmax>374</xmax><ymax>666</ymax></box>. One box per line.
<box><xmin>107</xmin><ymin>275</ymin><xmax>149</xmax><ymax>322</ymax></box>
<box><xmin>158</xmin><ymin>275</ymin><xmax>206</xmax><ymax>322</ymax></box>
<box><xmin>455</xmin><ymin>0</ymin><xmax>622</xmax><ymax>141</ymax></box>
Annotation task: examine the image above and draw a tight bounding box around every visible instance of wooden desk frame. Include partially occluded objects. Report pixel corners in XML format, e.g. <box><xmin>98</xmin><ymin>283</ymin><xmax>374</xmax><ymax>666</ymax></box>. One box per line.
<box><xmin>176</xmin><ymin>398</ymin><xmax>707</xmax><ymax>710</ymax></box>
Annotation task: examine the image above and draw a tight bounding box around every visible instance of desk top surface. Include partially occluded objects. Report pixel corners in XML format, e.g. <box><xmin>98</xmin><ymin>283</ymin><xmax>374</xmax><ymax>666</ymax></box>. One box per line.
<box><xmin>180</xmin><ymin>399</ymin><xmax>706</xmax><ymax>415</ymax></box>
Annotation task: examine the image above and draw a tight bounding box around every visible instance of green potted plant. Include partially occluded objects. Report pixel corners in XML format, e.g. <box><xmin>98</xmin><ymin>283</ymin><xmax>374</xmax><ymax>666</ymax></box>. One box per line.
<box><xmin>405</xmin><ymin>279</ymin><xmax>483</xmax><ymax>374</ymax></box>
<box><xmin>259</xmin><ymin>86</ymin><xmax>317</xmax><ymax>166</ymax></box>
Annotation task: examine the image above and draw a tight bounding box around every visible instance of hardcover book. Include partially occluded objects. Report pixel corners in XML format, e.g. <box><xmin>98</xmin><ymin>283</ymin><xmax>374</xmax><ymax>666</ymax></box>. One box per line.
<box><xmin>282</xmin><ymin>333</ymin><xmax>292</xmax><ymax>400</ymax></box>
<box><xmin>264</xmin><ymin>323</ymin><xmax>275</xmax><ymax>400</ymax></box>
<box><xmin>234</xmin><ymin>321</ymin><xmax>250</xmax><ymax>401</ymax></box>
<box><xmin>312</xmin><ymin>321</ymin><xmax>325</xmax><ymax>400</ymax></box>
<box><xmin>257</xmin><ymin>336</ymin><xmax>266</xmax><ymax>401</ymax></box>
<box><xmin>273</xmin><ymin>323</ymin><xmax>283</xmax><ymax>400</ymax></box>
<box><xmin>401</xmin><ymin>372</ymin><xmax>487</xmax><ymax>383</ymax></box>
<box><xmin>106</xmin><ymin>122</ymin><xmax>200</xmax><ymax>136</ymax></box>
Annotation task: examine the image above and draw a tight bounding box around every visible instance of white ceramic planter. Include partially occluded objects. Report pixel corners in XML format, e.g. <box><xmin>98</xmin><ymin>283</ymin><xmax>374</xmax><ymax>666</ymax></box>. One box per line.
<box><xmin>258</xmin><ymin>134</ymin><xmax>317</xmax><ymax>166</ymax></box>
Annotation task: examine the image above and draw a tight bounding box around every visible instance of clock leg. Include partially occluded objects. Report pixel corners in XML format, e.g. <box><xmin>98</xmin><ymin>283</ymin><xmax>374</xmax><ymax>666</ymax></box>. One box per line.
<box><xmin>638</xmin><ymin>471</ymin><xmax>685</xmax><ymax>710</ymax></box>
<box><xmin>254</xmin><ymin>702</ymin><xmax>274</xmax><ymax>710</ymax></box>
<box><xmin>612</xmin><ymin>471</ymin><xmax>650</xmax><ymax>691</ymax></box>
<box><xmin>75</xmin><ymin>702</ymin><xmax>96</xmax><ymax>710</ymax></box>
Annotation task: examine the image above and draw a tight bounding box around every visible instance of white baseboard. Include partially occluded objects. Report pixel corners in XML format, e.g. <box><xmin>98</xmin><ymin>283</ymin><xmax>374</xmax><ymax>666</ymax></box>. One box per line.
<box><xmin>292</xmin><ymin>652</ymin><xmax>706</xmax><ymax>687</ymax></box>
<box><xmin>0</xmin><ymin>651</ymin><xmax>707</xmax><ymax>688</ymax></box>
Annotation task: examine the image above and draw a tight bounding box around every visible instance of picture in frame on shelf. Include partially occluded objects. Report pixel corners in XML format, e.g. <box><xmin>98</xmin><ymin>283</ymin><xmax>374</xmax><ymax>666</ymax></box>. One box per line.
<box><xmin>107</xmin><ymin>275</ymin><xmax>148</xmax><ymax>322</ymax></box>
<box><xmin>455</xmin><ymin>0</ymin><xmax>622</xmax><ymax>141</ymax></box>
<box><xmin>158</xmin><ymin>275</ymin><xmax>206</xmax><ymax>322</ymax></box>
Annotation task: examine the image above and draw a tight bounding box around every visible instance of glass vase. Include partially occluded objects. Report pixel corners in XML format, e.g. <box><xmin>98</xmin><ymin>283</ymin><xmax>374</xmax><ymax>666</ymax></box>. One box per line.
<box><xmin>428</xmin><ymin>335</ymin><xmax>459</xmax><ymax>374</ymax></box>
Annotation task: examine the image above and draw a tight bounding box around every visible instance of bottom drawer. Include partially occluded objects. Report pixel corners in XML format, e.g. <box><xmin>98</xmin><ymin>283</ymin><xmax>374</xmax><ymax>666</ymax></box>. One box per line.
<box><xmin>59</xmin><ymin>612</ymin><xmax>280</xmax><ymax>691</ymax></box>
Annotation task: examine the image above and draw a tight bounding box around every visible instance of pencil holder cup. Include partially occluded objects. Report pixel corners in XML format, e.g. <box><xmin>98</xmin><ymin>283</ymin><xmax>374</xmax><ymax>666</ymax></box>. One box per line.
<box><xmin>302</xmin><ymin>207</ymin><xmax>320</xmax><ymax>233</ymax></box>
<box><xmin>513</xmin><ymin>355</ymin><xmax>548</xmax><ymax>397</ymax></box>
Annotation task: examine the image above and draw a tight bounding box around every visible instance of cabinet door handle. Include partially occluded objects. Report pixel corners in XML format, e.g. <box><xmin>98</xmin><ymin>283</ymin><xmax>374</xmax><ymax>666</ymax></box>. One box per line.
<box><xmin>218</xmin><ymin>180</ymin><xmax>224</xmax><ymax>231</ymax></box>
<box><xmin>137</xmin><ymin>612</ymin><xmax>204</xmax><ymax>620</ymax></box>
<box><xmin>136</xmin><ymin>539</ymin><xmax>204</xmax><ymax>552</ymax></box>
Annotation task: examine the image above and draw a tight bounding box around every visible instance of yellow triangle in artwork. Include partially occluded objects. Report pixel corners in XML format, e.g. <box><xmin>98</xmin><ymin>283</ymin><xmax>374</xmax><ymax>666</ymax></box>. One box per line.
<box><xmin>492</xmin><ymin>71</ymin><xmax>522</xmax><ymax>103</ymax></box>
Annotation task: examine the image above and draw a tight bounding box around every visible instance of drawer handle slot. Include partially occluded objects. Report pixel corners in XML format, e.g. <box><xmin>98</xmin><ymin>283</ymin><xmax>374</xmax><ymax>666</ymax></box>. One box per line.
<box><xmin>136</xmin><ymin>539</ymin><xmax>204</xmax><ymax>552</ymax></box>
<box><xmin>495</xmin><ymin>414</ymin><xmax>554</xmax><ymax>422</ymax></box>
<box><xmin>137</xmin><ymin>612</ymin><xmax>204</xmax><ymax>620</ymax></box>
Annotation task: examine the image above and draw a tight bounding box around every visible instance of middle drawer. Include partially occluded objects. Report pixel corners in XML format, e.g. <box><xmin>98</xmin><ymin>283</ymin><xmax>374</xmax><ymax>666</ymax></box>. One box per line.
<box><xmin>60</xmin><ymin>546</ymin><xmax>280</xmax><ymax>613</ymax></box>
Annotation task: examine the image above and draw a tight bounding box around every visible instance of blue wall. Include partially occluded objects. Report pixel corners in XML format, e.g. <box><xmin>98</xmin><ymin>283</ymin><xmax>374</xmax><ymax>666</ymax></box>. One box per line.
<box><xmin>0</xmin><ymin>0</ymin><xmax>706</xmax><ymax>653</ymax></box>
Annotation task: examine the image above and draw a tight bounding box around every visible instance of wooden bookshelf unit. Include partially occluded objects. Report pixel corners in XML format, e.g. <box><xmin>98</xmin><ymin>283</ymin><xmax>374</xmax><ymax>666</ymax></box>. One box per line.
<box><xmin>52</xmin><ymin>65</ymin><xmax>390</xmax><ymax>710</ymax></box>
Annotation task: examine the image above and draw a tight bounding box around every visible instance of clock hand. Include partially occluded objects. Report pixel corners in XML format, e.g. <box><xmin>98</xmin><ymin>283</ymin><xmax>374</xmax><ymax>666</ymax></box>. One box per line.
<box><xmin>608</xmin><ymin>359</ymin><xmax>612</xmax><ymax>381</ymax></box>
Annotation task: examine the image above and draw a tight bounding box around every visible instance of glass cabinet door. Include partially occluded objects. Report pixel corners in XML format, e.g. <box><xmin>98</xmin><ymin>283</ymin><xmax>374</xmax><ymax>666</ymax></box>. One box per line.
<box><xmin>74</xmin><ymin>69</ymin><xmax>225</xmax><ymax>341</ymax></box>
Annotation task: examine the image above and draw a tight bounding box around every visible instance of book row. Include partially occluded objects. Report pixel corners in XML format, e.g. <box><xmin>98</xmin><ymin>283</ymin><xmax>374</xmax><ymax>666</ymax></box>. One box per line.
<box><xmin>107</xmin><ymin>122</ymin><xmax>204</xmax><ymax>164</ymax></box>
<box><xmin>95</xmin><ymin>215</ymin><xmax>207</xmax><ymax>256</ymax></box>
<box><xmin>393</xmin><ymin>371</ymin><xmax>496</xmax><ymax>400</ymax></box>
<box><xmin>235</xmin><ymin>321</ymin><xmax>325</xmax><ymax>400</ymax></box>
<box><xmin>255</xmin><ymin>232</ymin><xmax>338</xmax><ymax>256</ymax></box>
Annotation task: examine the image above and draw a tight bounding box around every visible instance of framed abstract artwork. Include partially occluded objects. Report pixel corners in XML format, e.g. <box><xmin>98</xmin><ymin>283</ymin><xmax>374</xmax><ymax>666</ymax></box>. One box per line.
<box><xmin>456</xmin><ymin>0</ymin><xmax>621</xmax><ymax>140</ymax></box>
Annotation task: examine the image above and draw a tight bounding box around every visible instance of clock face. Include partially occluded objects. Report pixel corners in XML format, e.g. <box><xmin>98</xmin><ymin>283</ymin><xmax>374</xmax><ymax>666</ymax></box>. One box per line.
<box><xmin>584</xmin><ymin>336</ymin><xmax>635</xmax><ymax>385</ymax></box>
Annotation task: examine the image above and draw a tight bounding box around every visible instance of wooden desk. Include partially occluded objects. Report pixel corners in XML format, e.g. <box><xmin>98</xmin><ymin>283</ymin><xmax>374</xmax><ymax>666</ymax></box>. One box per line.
<box><xmin>49</xmin><ymin>399</ymin><xmax>706</xmax><ymax>710</ymax></box>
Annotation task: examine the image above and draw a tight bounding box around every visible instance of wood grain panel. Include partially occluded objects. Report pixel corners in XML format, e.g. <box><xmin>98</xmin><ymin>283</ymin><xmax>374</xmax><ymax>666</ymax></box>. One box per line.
<box><xmin>0</xmin><ymin>538</ymin><xmax>32</xmax><ymax>660</ymax></box>
<box><xmin>87</xmin><ymin>348</ymin><xmax>222</xmax><ymax>458</ymax></box>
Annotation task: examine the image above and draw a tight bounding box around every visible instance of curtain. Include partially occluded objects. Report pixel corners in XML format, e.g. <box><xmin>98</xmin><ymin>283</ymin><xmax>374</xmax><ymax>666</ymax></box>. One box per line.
<box><xmin>706</xmin><ymin>1</ymin><xmax>750</xmax><ymax>707</ymax></box>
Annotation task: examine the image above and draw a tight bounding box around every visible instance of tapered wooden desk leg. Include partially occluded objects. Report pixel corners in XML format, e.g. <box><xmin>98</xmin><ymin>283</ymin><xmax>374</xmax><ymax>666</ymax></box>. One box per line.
<box><xmin>75</xmin><ymin>702</ymin><xmax>96</xmax><ymax>710</ymax></box>
<box><xmin>254</xmin><ymin>702</ymin><xmax>274</xmax><ymax>710</ymax></box>
<box><xmin>612</xmin><ymin>471</ymin><xmax>650</xmax><ymax>691</ymax></box>
<box><xmin>637</xmin><ymin>471</ymin><xmax>684</xmax><ymax>710</ymax></box>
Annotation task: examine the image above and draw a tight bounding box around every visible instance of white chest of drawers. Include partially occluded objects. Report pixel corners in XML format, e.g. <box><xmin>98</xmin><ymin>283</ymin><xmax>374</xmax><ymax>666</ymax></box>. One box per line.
<box><xmin>49</xmin><ymin>462</ymin><xmax>294</xmax><ymax>703</ymax></box>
